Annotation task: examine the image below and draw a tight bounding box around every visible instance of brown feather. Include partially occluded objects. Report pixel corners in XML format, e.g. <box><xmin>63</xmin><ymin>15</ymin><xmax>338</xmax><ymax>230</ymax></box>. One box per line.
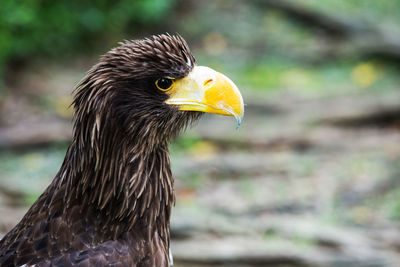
<box><xmin>0</xmin><ymin>34</ymin><xmax>201</xmax><ymax>267</ymax></box>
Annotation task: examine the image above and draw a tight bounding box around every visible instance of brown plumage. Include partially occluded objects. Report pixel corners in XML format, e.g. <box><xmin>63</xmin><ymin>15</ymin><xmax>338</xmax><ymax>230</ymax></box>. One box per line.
<box><xmin>0</xmin><ymin>34</ymin><xmax>243</xmax><ymax>267</ymax></box>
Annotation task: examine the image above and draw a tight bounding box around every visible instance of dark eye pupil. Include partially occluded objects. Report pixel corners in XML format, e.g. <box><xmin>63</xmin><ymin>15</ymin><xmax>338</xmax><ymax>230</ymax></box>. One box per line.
<box><xmin>157</xmin><ymin>78</ymin><xmax>172</xmax><ymax>90</ymax></box>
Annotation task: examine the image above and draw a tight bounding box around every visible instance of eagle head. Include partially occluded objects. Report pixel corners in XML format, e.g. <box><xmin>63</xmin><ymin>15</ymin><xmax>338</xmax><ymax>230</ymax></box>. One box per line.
<box><xmin>73</xmin><ymin>34</ymin><xmax>244</xmax><ymax>147</ymax></box>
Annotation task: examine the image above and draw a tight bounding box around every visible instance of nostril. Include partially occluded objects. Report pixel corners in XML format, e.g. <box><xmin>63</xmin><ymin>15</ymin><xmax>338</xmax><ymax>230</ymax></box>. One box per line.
<box><xmin>204</xmin><ymin>79</ymin><xmax>213</xmax><ymax>86</ymax></box>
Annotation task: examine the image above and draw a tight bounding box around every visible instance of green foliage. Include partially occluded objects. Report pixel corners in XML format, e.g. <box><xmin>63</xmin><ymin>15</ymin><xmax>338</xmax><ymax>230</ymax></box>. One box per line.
<box><xmin>0</xmin><ymin>0</ymin><xmax>175</xmax><ymax>81</ymax></box>
<box><xmin>170</xmin><ymin>136</ymin><xmax>203</xmax><ymax>155</ymax></box>
<box><xmin>304</xmin><ymin>0</ymin><xmax>400</xmax><ymax>25</ymax></box>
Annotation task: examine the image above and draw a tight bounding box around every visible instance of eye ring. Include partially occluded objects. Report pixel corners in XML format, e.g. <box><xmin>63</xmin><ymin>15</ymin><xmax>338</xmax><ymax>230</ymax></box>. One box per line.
<box><xmin>156</xmin><ymin>77</ymin><xmax>174</xmax><ymax>91</ymax></box>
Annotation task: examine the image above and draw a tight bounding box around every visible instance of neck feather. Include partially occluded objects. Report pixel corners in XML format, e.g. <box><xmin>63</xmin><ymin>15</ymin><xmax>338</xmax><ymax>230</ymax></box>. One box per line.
<box><xmin>53</xmin><ymin>115</ymin><xmax>175</xmax><ymax>241</ymax></box>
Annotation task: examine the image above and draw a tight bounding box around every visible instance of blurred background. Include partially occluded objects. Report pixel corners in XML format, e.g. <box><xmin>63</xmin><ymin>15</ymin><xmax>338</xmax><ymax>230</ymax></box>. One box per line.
<box><xmin>1</xmin><ymin>0</ymin><xmax>400</xmax><ymax>266</ymax></box>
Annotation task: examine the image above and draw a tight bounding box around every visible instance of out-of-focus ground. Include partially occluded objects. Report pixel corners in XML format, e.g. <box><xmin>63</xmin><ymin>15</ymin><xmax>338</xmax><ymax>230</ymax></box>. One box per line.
<box><xmin>1</xmin><ymin>1</ymin><xmax>400</xmax><ymax>266</ymax></box>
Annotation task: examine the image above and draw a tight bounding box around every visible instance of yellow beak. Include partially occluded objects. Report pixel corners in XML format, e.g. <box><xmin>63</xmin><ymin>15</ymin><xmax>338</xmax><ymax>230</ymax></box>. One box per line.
<box><xmin>165</xmin><ymin>66</ymin><xmax>244</xmax><ymax>126</ymax></box>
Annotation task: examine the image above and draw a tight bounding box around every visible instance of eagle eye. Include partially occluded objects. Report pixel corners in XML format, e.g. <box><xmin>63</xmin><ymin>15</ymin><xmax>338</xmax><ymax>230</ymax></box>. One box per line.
<box><xmin>156</xmin><ymin>78</ymin><xmax>173</xmax><ymax>91</ymax></box>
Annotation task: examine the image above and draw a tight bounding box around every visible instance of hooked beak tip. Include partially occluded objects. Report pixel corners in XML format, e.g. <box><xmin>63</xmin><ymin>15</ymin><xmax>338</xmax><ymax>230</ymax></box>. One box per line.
<box><xmin>235</xmin><ymin>114</ymin><xmax>243</xmax><ymax>129</ymax></box>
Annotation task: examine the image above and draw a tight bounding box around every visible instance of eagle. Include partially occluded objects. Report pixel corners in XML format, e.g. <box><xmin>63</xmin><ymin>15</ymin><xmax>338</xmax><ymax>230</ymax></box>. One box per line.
<box><xmin>0</xmin><ymin>34</ymin><xmax>244</xmax><ymax>267</ymax></box>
